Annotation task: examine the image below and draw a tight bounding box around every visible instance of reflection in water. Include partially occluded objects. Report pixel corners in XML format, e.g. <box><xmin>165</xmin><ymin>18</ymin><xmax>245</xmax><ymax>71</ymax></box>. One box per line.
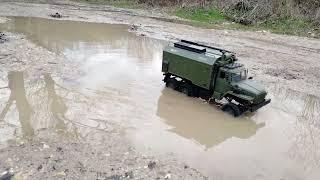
<box><xmin>301</xmin><ymin>94</ymin><xmax>320</xmax><ymax>126</ymax></box>
<box><xmin>294</xmin><ymin>94</ymin><xmax>320</xmax><ymax>169</ymax></box>
<box><xmin>0</xmin><ymin>16</ymin><xmax>165</xmax><ymax>60</ymax></box>
<box><xmin>157</xmin><ymin>89</ymin><xmax>264</xmax><ymax>149</ymax></box>
<box><xmin>0</xmin><ymin>16</ymin><xmax>166</xmax><ymax>142</ymax></box>
<box><xmin>1</xmin><ymin>72</ymin><xmax>34</xmax><ymax>137</ymax></box>
<box><xmin>44</xmin><ymin>74</ymin><xmax>67</xmax><ymax>131</ymax></box>
<box><xmin>269</xmin><ymin>85</ymin><xmax>320</xmax><ymax>173</ymax></box>
<box><xmin>0</xmin><ymin>72</ymin><xmax>70</xmax><ymax>138</ymax></box>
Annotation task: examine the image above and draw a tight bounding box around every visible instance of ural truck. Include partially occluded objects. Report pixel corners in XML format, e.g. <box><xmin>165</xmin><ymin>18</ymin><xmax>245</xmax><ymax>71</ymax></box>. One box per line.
<box><xmin>162</xmin><ymin>40</ymin><xmax>271</xmax><ymax>117</ymax></box>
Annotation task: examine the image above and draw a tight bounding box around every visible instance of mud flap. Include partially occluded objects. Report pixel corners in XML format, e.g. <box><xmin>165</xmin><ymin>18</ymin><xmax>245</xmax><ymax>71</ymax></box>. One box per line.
<box><xmin>249</xmin><ymin>99</ymin><xmax>271</xmax><ymax>112</ymax></box>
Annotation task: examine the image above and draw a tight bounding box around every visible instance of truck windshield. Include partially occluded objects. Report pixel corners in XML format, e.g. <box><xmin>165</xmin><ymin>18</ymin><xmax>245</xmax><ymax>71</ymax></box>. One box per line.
<box><xmin>231</xmin><ymin>70</ymin><xmax>247</xmax><ymax>82</ymax></box>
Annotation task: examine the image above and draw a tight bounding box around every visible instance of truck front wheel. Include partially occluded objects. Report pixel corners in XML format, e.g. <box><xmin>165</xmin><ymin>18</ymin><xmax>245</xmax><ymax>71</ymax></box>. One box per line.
<box><xmin>222</xmin><ymin>103</ymin><xmax>241</xmax><ymax>117</ymax></box>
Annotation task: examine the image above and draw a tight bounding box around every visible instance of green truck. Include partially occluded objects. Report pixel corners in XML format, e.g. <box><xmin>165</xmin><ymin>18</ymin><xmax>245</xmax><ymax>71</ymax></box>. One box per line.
<box><xmin>162</xmin><ymin>40</ymin><xmax>270</xmax><ymax>117</ymax></box>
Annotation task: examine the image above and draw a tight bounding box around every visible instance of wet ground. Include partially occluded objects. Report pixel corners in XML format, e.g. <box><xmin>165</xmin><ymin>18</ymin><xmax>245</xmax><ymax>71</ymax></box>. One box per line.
<box><xmin>0</xmin><ymin>17</ymin><xmax>205</xmax><ymax>179</ymax></box>
<box><xmin>0</xmin><ymin>16</ymin><xmax>320</xmax><ymax>179</ymax></box>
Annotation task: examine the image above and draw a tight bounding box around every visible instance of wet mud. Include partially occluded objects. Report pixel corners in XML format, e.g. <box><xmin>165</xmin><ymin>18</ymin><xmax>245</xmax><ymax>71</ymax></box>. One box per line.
<box><xmin>0</xmin><ymin>9</ymin><xmax>319</xmax><ymax>180</ymax></box>
<box><xmin>0</xmin><ymin>16</ymin><xmax>206</xmax><ymax>179</ymax></box>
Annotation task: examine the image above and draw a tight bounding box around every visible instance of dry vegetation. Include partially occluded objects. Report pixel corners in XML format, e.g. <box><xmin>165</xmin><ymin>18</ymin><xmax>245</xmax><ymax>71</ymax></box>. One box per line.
<box><xmin>79</xmin><ymin>0</ymin><xmax>319</xmax><ymax>37</ymax></box>
<box><xmin>138</xmin><ymin>0</ymin><xmax>320</xmax><ymax>23</ymax></box>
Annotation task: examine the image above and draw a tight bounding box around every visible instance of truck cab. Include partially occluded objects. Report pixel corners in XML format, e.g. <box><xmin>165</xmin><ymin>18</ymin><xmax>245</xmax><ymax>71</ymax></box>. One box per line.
<box><xmin>215</xmin><ymin>63</ymin><xmax>270</xmax><ymax>111</ymax></box>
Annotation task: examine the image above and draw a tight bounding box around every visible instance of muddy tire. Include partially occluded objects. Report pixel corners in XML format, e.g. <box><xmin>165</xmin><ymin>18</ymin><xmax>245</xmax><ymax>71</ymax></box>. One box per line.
<box><xmin>163</xmin><ymin>74</ymin><xmax>170</xmax><ymax>83</ymax></box>
<box><xmin>238</xmin><ymin>105</ymin><xmax>249</xmax><ymax>114</ymax></box>
<box><xmin>180</xmin><ymin>83</ymin><xmax>193</xmax><ymax>97</ymax></box>
<box><xmin>166</xmin><ymin>78</ymin><xmax>178</xmax><ymax>90</ymax></box>
<box><xmin>222</xmin><ymin>103</ymin><xmax>241</xmax><ymax>117</ymax></box>
<box><xmin>209</xmin><ymin>98</ymin><xmax>220</xmax><ymax>105</ymax></box>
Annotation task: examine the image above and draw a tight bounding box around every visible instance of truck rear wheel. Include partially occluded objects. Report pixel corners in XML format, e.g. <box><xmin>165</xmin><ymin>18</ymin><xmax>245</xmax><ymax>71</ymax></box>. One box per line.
<box><xmin>180</xmin><ymin>83</ymin><xmax>193</xmax><ymax>97</ymax></box>
<box><xmin>166</xmin><ymin>78</ymin><xmax>178</xmax><ymax>90</ymax></box>
<box><xmin>222</xmin><ymin>103</ymin><xmax>241</xmax><ymax>117</ymax></box>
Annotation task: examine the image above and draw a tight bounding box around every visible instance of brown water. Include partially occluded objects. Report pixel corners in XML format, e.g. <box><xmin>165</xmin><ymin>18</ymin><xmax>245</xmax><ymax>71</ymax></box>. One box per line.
<box><xmin>0</xmin><ymin>17</ymin><xmax>320</xmax><ymax>179</ymax></box>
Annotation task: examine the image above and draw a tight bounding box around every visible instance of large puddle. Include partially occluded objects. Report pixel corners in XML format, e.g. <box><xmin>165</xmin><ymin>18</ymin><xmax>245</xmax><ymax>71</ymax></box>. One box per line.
<box><xmin>0</xmin><ymin>17</ymin><xmax>320</xmax><ymax>179</ymax></box>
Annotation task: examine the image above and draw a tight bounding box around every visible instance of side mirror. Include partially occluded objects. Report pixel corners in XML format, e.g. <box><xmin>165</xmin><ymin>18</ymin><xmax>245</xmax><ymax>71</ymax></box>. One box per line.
<box><xmin>248</xmin><ymin>77</ymin><xmax>253</xmax><ymax>80</ymax></box>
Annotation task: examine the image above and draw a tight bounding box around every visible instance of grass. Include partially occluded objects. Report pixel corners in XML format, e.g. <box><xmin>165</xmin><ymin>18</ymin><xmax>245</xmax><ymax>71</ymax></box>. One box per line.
<box><xmin>72</xmin><ymin>0</ymin><xmax>319</xmax><ymax>38</ymax></box>
<box><xmin>175</xmin><ymin>8</ymin><xmax>226</xmax><ymax>24</ymax></box>
<box><xmin>174</xmin><ymin>7</ymin><xmax>318</xmax><ymax>38</ymax></box>
<box><xmin>257</xmin><ymin>17</ymin><xmax>315</xmax><ymax>36</ymax></box>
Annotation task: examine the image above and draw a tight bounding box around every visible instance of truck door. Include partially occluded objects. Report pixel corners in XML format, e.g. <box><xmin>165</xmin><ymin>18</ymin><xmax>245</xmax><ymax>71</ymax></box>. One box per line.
<box><xmin>213</xmin><ymin>70</ymin><xmax>230</xmax><ymax>99</ymax></box>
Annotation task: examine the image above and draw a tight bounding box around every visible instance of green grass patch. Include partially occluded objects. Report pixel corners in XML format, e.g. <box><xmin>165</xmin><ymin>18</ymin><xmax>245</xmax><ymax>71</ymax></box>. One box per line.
<box><xmin>175</xmin><ymin>8</ymin><xmax>226</xmax><ymax>24</ymax></box>
<box><xmin>175</xmin><ymin>8</ymin><xmax>318</xmax><ymax>37</ymax></box>
<box><xmin>257</xmin><ymin>17</ymin><xmax>315</xmax><ymax>36</ymax></box>
<box><xmin>71</xmin><ymin>1</ymin><xmax>319</xmax><ymax>38</ymax></box>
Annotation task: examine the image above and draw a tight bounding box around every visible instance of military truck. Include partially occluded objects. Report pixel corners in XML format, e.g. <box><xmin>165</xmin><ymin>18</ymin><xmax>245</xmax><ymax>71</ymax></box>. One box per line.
<box><xmin>162</xmin><ymin>40</ymin><xmax>270</xmax><ymax>117</ymax></box>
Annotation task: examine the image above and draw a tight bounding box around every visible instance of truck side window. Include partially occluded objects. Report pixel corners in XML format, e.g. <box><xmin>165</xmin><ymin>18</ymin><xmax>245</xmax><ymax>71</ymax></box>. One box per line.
<box><xmin>220</xmin><ymin>71</ymin><xmax>226</xmax><ymax>79</ymax></box>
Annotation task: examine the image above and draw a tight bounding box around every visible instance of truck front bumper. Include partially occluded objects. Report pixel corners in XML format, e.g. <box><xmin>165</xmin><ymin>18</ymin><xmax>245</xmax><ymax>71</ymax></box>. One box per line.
<box><xmin>249</xmin><ymin>99</ymin><xmax>271</xmax><ymax>112</ymax></box>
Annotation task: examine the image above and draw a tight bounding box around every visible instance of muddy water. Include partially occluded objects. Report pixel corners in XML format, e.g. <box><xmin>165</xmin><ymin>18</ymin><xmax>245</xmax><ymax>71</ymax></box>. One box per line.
<box><xmin>0</xmin><ymin>17</ymin><xmax>320</xmax><ymax>179</ymax></box>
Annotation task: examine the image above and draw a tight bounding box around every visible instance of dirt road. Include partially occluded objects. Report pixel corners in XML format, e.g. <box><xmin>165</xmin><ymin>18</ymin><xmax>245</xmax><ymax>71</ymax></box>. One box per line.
<box><xmin>0</xmin><ymin>1</ymin><xmax>320</xmax><ymax>180</ymax></box>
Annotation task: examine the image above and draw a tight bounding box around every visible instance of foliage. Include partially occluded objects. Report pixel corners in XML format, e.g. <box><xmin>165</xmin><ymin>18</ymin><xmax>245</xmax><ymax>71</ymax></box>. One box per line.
<box><xmin>258</xmin><ymin>17</ymin><xmax>314</xmax><ymax>36</ymax></box>
<box><xmin>175</xmin><ymin>7</ymin><xmax>226</xmax><ymax>23</ymax></box>
<box><xmin>73</xmin><ymin>0</ymin><xmax>320</xmax><ymax>37</ymax></box>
